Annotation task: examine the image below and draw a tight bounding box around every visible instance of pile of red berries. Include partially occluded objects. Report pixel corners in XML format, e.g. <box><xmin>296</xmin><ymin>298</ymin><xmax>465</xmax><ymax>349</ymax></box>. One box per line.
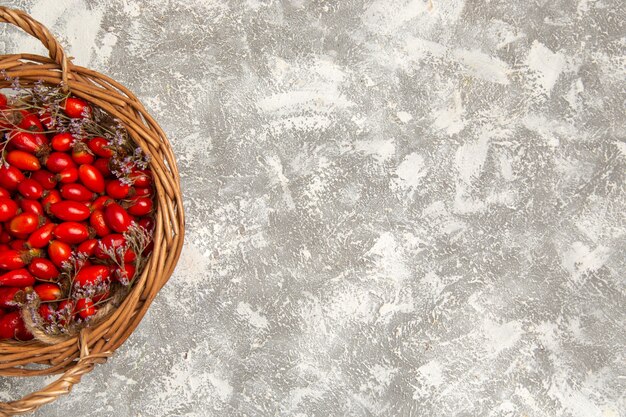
<box><xmin>0</xmin><ymin>86</ymin><xmax>154</xmax><ymax>341</ymax></box>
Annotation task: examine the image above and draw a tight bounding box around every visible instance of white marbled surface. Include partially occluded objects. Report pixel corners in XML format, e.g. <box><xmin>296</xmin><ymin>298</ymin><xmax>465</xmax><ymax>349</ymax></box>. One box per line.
<box><xmin>1</xmin><ymin>0</ymin><xmax>625</xmax><ymax>416</ymax></box>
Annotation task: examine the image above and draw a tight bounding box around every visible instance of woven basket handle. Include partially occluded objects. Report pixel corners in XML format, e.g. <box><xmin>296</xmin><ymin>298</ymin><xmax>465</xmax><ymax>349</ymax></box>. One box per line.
<box><xmin>0</xmin><ymin>6</ymin><xmax>70</xmax><ymax>90</ymax></box>
<box><xmin>0</xmin><ymin>332</ymin><xmax>112</xmax><ymax>416</ymax></box>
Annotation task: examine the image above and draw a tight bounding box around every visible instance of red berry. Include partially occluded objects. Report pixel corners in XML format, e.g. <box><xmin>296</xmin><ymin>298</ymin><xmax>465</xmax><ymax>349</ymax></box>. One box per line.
<box><xmin>51</xmin><ymin>133</ymin><xmax>74</xmax><ymax>152</ymax></box>
<box><xmin>41</xmin><ymin>189</ymin><xmax>62</xmax><ymax>210</ymax></box>
<box><xmin>34</xmin><ymin>283</ymin><xmax>62</xmax><ymax>301</ymax></box>
<box><xmin>0</xmin><ymin>249</ymin><xmax>40</xmax><ymax>270</ymax></box>
<box><xmin>8</xmin><ymin>213</ymin><xmax>40</xmax><ymax>238</ymax></box>
<box><xmin>127</xmin><ymin>196</ymin><xmax>153</xmax><ymax>216</ymax></box>
<box><xmin>53</xmin><ymin>222</ymin><xmax>89</xmax><ymax>244</ymax></box>
<box><xmin>115</xmin><ymin>263</ymin><xmax>136</xmax><ymax>284</ymax></box>
<box><xmin>0</xmin><ymin>197</ymin><xmax>19</xmax><ymax>222</ymax></box>
<box><xmin>78</xmin><ymin>164</ymin><xmax>105</xmax><ymax>193</ymax></box>
<box><xmin>6</xmin><ymin>150</ymin><xmax>41</xmax><ymax>171</ymax></box>
<box><xmin>26</xmin><ymin>223</ymin><xmax>56</xmax><ymax>248</ymax></box>
<box><xmin>48</xmin><ymin>240</ymin><xmax>72</xmax><ymax>268</ymax></box>
<box><xmin>71</xmin><ymin>147</ymin><xmax>95</xmax><ymax>165</ymax></box>
<box><xmin>50</xmin><ymin>201</ymin><xmax>91</xmax><ymax>222</ymax></box>
<box><xmin>88</xmin><ymin>137</ymin><xmax>113</xmax><ymax>157</ymax></box>
<box><xmin>17</xmin><ymin>110</ymin><xmax>43</xmax><ymax>132</ymax></box>
<box><xmin>60</xmin><ymin>183</ymin><xmax>95</xmax><ymax>201</ymax></box>
<box><xmin>95</xmin><ymin>234</ymin><xmax>135</xmax><ymax>262</ymax></box>
<box><xmin>104</xmin><ymin>203</ymin><xmax>133</xmax><ymax>233</ymax></box>
<box><xmin>130</xmin><ymin>169</ymin><xmax>152</xmax><ymax>187</ymax></box>
<box><xmin>9</xmin><ymin>131</ymin><xmax>44</xmax><ymax>154</ymax></box>
<box><xmin>0</xmin><ymin>165</ymin><xmax>25</xmax><ymax>190</ymax></box>
<box><xmin>46</xmin><ymin>152</ymin><xmax>75</xmax><ymax>173</ymax></box>
<box><xmin>0</xmin><ymin>311</ymin><xmax>33</xmax><ymax>340</ymax></box>
<box><xmin>0</xmin><ymin>269</ymin><xmax>35</xmax><ymax>287</ymax></box>
<box><xmin>75</xmin><ymin>265</ymin><xmax>111</xmax><ymax>287</ymax></box>
<box><xmin>106</xmin><ymin>179</ymin><xmax>130</xmax><ymax>199</ymax></box>
<box><xmin>57</xmin><ymin>166</ymin><xmax>79</xmax><ymax>184</ymax></box>
<box><xmin>0</xmin><ymin>287</ymin><xmax>21</xmax><ymax>309</ymax></box>
<box><xmin>76</xmin><ymin>298</ymin><xmax>96</xmax><ymax>319</ymax></box>
<box><xmin>20</xmin><ymin>199</ymin><xmax>45</xmax><ymax>216</ymax></box>
<box><xmin>39</xmin><ymin>304</ymin><xmax>56</xmax><ymax>322</ymax></box>
<box><xmin>31</xmin><ymin>169</ymin><xmax>58</xmax><ymax>190</ymax></box>
<box><xmin>17</xmin><ymin>178</ymin><xmax>44</xmax><ymax>199</ymax></box>
<box><xmin>93</xmin><ymin>158</ymin><xmax>112</xmax><ymax>178</ymax></box>
<box><xmin>63</xmin><ymin>97</ymin><xmax>91</xmax><ymax>118</ymax></box>
<box><xmin>28</xmin><ymin>258</ymin><xmax>60</xmax><ymax>281</ymax></box>
<box><xmin>90</xmin><ymin>209</ymin><xmax>111</xmax><ymax>237</ymax></box>
<box><xmin>76</xmin><ymin>238</ymin><xmax>98</xmax><ymax>257</ymax></box>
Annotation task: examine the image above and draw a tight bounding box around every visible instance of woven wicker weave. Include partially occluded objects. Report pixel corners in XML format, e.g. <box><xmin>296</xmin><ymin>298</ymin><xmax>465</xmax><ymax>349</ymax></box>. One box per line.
<box><xmin>0</xmin><ymin>6</ymin><xmax>184</xmax><ymax>416</ymax></box>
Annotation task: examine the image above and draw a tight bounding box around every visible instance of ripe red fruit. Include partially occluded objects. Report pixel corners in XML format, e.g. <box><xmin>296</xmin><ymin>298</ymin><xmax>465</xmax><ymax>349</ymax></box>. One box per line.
<box><xmin>93</xmin><ymin>158</ymin><xmax>112</xmax><ymax>177</ymax></box>
<box><xmin>104</xmin><ymin>203</ymin><xmax>133</xmax><ymax>233</ymax></box>
<box><xmin>127</xmin><ymin>196</ymin><xmax>153</xmax><ymax>216</ymax></box>
<box><xmin>0</xmin><ymin>187</ymin><xmax>10</xmax><ymax>198</ymax></box>
<box><xmin>53</xmin><ymin>222</ymin><xmax>89</xmax><ymax>244</ymax></box>
<box><xmin>31</xmin><ymin>169</ymin><xmax>58</xmax><ymax>190</ymax></box>
<box><xmin>115</xmin><ymin>263</ymin><xmax>136</xmax><ymax>284</ymax></box>
<box><xmin>39</xmin><ymin>304</ymin><xmax>56</xmax><ymax>322</ymax></box>
<box><xmin>28</xmin><ymin>258</ymin><xmax>60</xmax><ymax>281</ymax></box>
<box><xmin>50</xmin><ymin>201</ymin><xmax>91</xmax><ymax>222</ymax></box>
<box><xmin>0</xmin><ymin>165</ymin><xmax>25</xmax><ymax>190</ymax></box>
<box><xmin>26</xmin><ymin>223</ymin><xmax>56</xmax><ymax>248</ymax></box>
<box><xmin>130</xmin><ymin>169</ymin><xmax>152</xmax><ymax>187</ymax></box>
<box><xmin>76</xmin><ymin>239</ymin><xmax>98</xmax><ymax>257</ymax></box>
<box><xmin>133</xmin><ymin>187</ymin><xmax>152</xmax><ymax>197</ymax></box>
<box><xmin>60</xmin><ymin>183</ymin><xmax>95</xmax><ymax>201</ymax></box>
<box><xmin>0</xmin><ymin>251</ymin><xmax>23</xmax><ymax>269</ymax></box>
<box><xmin>46</xmin><ymin>152</ymin><xmax>75</xmax><ymax>173</ymax></box>
<box><xmin>57</xmin><ymin>166</ymin><xmax>79</xmax><ymax>184</ymax></box>
<box><xmin>9</xmin><ymin>131</ymin><xmax>44</xmax><ymax>154</ymax></box>
<box><xmin>0</xmin><ymin>269</ymin><xmax>35</xmax><ymax>287</ymax></box>
<box><xmin>17</xmin><ymin>110</ymin><xmax>43</xmax><ymax>132</ymax></box>
<box><xmin>71</xmin><ymin>146</ymin><xmax>95</xmax><ymax>165</ymax></box>
<box><xmin>90</xmin><ymin>195</ymin><xmax>112</xmax><ymax>211</ymax></box>
<box><xmin>105</xmin><ymin>179</ymin><xmax>130</xmax><ymax>199</ymax></box>
<box><xmin>76</xmin><ymin>298</ymin><xmax>96</xmax><ymax>319</ymax></box>
<box><xmin>75</xmin><ymin>265</ymin><xmax>111</xmax><ymax>287</ymax></box>
<box><xmin>9</xmin><ymin>239</ymin><xmax>27</xmax><ymax>250</ymax></box>
<box><xmin>0</xmin><ymin>287</ymin><xmax>21</xmax><ymax>308</ymax></box>
<box><xmin>20</xmin><ymin>199</ymin><xmax>45</xmax><ymax>216</ymax></box>
<box><xmin>17</xmin><ymin>178</ymin><xmax>44</xmax><ymax>199</ymax></box>
<box><xmin>78</xmin><ymin>164</ymin><xmax>105</xmax><ymax>193</ymax></box>
<box><xmin>41</xmin><ymin>189</ymin><xmax>62</xmax><ymax>209</ymax></box>
<box><xmin>39</xmin><ymin>109</ymin><xmax>53</xmax><ymax>129</ymax></box>
<box><xmin>0</xmin><ymin>311</ymin><xmax>33</xmax><ymax>340</ymax></box>
<box><xmin>95</xmin><ymin>234</ymin><xmax>136</xmax><ymax>262</ymax></box>
<box><xmin>90</xmin><ymin>210</ymin><xmax>111</xmax><ymax>237</ymax></box>
<box><xmin>51</xmin><ymin>133</ymin><xmax>74</xmax><ymax>152</ymax></box>
<box><xmin>0</xmin><ymin>197</ymin><xmax>19</xmax><ymax>222</ymax></box>
<box><xmin>0</xmin><ymin>93</ymin><xmax>6</xmax><ymax>109</ymax></box>
<box><xmin>88</xmin><ymin>137</ymin><xmax>113</xmax><ymax>157</ymax></box>
<box><xmin>8</xmin><ymin>213</ymin><xmax>41</xmax><ymax>238</ymax></box>
<box><xmin>0</xmin><ymin>231</ymin><xmax>10</xmax><ymax>244</ymax></box>
<box><xmin>138</xmin><ymin>217</ymin><xmax>155</xmax><ymax>232</ymax></box>
<box><xmin>34</xmin><ymin>283</ymin><xmax>62</xmax><ymax>301</ymax></box>
<box><xmin>63</xmin><ymin>97</ymin><xmax>91</xmax><ymax>118</ymax></box>
<box><xmin>6</xmin><ymin>150</ymin><xmax>41</xmax><ymax>171</ymax></box>
<box><xmin>48</xmin><ymin>240</ymin><xmax>72</xmax><ymax>268</ymax></box>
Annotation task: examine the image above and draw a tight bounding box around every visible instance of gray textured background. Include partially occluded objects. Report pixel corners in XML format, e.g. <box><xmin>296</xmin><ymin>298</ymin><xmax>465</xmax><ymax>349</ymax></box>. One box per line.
<box><xmin>1</xmin><ymin>0</ymin><xmax>625</xmax><ymax>416</ymax></box>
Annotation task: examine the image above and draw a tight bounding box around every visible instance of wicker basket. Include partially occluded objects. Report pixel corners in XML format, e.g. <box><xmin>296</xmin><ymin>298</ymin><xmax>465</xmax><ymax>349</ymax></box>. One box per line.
<box><xmin>0</xmin><ymin>6</ymin><xmax>184</xmax><ymax>416</ymax></box>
